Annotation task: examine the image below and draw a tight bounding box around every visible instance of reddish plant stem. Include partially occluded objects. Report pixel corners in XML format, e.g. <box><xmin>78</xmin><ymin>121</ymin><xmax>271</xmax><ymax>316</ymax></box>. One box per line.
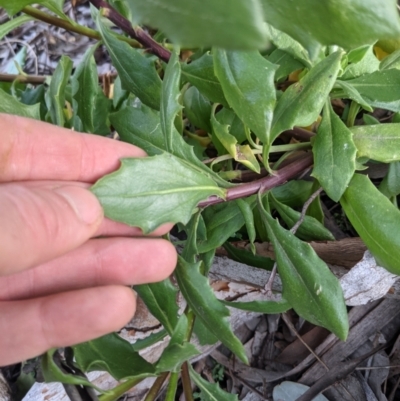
<box><xmin>181</xmin><ymin>362</ymin><xmax>194</xmax><ymax>401</ymax></box>
<box><xmin>198</xmin><ymin>152</ymin><xmax>314</xmax><ymax>208</ymax></box>
<box><xmin>88</xmin><ymin>0</ymin><xmax>171</xmax><ymax>62</ymax></box>
<box><xmin>285</xmin><ymin>126</ymin><xmax>316</xmax><ymax>141</ymax></box>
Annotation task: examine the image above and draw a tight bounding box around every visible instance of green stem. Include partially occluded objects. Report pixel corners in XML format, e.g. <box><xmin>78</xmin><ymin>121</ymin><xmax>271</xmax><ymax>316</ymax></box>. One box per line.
<box><xmin>144</xmin><ymin>372</ymin><xmax>169</xmax><ymax>401</ymax></box>
<box><xmin>185</xmin><ymin>308</ymin><xmax>196</xmax><ymax>342</ymax></box>
<box><xmin>181</xmin><ymin>362</ymin><xmax>194</xmax><ymax>401</ymax></box>
<box><xmin>206</xmin><ymin>142</ymin><xmax>311</xmax><ymax>167</ymax></box>
<box><xmin>346</xmin><ymin>101</ymin><xmax>360</xmax><ymax>127</ymax></box>
<box><xmin>244</xmin><ymin>125</ymin><xmax>262</xmax><ymax>150</ymax></box>
<box><xmin>165</xmin><ymin>372</ymin><xmax>179</xmax><ymax>401</ymax></box>
<box><xmin>22</xmin><ymin>6</ymin><xmax>139</xmax><ymax>48</ymax></box>
<box><xmin>99</xmin><ymin>377</ymin><xmax>144</xmax><ymax>401</ymax></box>
<box><xmin>269</xmin><ymin>142</ymin><xmax>311</xmax><ymax>153</ymax></box>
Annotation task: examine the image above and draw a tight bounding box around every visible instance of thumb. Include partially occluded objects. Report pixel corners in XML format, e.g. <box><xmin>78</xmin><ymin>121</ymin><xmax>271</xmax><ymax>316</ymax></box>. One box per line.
<box><xmin>0</xmin><ymin>183</ymin><xmax>103</xmax><ymax>275</ymax></box>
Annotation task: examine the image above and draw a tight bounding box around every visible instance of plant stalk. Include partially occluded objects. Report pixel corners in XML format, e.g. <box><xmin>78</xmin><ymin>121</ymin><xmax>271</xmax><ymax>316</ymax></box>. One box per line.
<box><xmin>22</xmin><ymin>6</ymin><xmax>139</xmax><ymax>47</ymax></box>
<box><xmin>165</xmin><ymin>372</ymin><xmax>179</xmax><ymax>401</ymax></box>
<box><xmin>346</xmin><ymin>100</ymin><xmax>360</xmax><ymax>127</ymax></box>
<box><xmin>181</xmin><ymin>362</ymin><xmax>194</xmax><ymax>401</ymax></box>
<box><xmin>198</xmin><ymin>152</ymin><xmax>314</xmax><ymax>208</ymax></box>
<box><xmin>99</xmin><ymin>377</ymin><xmax>143</xmax><ymax>401</ymax></box>
<box><xmin>143</xmin><ymin>372</ymin><xmax>169</xmax><ymax>401</ymax></box>
<box><xmin>88</xmin><ymin>0</ymin><xmax>171</xmax><ymax>62</ymax></box>
<box><xmin>0</xmin><ymin>73</ymin><xmax>47</xmax><ymax>84</ymax></box>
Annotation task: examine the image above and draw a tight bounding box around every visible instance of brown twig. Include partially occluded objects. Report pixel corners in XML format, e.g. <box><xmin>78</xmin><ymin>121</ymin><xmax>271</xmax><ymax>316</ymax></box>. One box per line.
<box><xmin>143</xmin><ymin>372</ymin><xmax>169</xmax><ymax>401</ymax></box>
<box><xmin>181</xmin><ymin>362</ymin><xmax>194</xmax><ymax>401</ymax></box>
<box><xmin>0</xmin><ymin>73</ymin><xmax>47</xmax><ymax>84</ymax></box>
<box><xmin>88</xmin><ymin>0</ymin><xmax>171</xmax><ymax>62</ymax></box>
<box><xmin>198</xmin><ymin>152</ymin><xmax>313</xmax><ymax>208</ymax></box>
<box><xmin>22</xmin><ymin>5</ymin><xmax>101</xmax><ymax>40</ymax></box>
<box><xmin>22</xmin><ymin>5</ymin><xmax>139</xmax><ymax>47</ymax></box>
<box><xmin>290</xmin><ymin>187</ymin><xmax>323</xmax><ymax>234</ymax></box>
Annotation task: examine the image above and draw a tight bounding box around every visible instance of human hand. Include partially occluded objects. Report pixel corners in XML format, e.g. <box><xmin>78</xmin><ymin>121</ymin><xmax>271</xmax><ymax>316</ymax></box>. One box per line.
<box><xmin>0</xmin><ymin>114</ymin><xmax>177</xmax><ymax>366</ymax></box>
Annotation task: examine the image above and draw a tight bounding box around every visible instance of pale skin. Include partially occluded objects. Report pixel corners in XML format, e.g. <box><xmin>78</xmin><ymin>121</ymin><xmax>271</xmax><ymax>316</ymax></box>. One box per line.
<box><xmin>0</xmin><ymin>114</ymin><xmax>177</xmax><ymax>366</ymax></box>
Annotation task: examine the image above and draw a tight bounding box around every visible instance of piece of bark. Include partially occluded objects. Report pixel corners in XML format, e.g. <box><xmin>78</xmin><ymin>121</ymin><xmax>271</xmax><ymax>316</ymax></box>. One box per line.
<box><xmin>255</xmin><ymin>237</ymin><xmax>367</xmax><ymax>268</ymax></box>
<box><xmin>299</xmin><ymin>298</ymin><xmax>400</xmax><ymax>386</ymax></box>
<box><xmin>275</xmin><ymin>326</ymin><xmax>330</xmax><ymax>366</ymax></box>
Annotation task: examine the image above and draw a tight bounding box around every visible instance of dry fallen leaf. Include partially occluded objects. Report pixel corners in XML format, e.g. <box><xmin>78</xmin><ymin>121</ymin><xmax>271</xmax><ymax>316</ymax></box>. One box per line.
<box><xmin>340</xmin><ymin>250</ymin><xmax>398</xmax><ymax>306</ymax></box>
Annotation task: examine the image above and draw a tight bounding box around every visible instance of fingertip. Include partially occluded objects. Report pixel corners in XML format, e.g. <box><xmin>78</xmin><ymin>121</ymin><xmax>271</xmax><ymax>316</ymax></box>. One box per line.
<box><xmin>54</xmin><ymin>186</ymin><xmax>103</xmax><ymax>226</ymax></box>
<box><xmin>43</xmin><ymin>286</ymin><xmax>137</xmax><ymax>347</ymax></box>
<box><xmin>151</xmin><ymin>223</ymin><xmax>174</xmax><ymax>236</ymax></box>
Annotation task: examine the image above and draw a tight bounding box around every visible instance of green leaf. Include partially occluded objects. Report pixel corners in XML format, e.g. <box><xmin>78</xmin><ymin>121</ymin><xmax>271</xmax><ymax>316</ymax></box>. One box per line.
<box><xmin>97</xmin><ymin>16</ymin><xmax>162</xmax><ymax>110</ymax></box>
<box><xmin>213</xmin><ymin>49</ymin><xmax>277</xmax><ymax>144</ymax></box>
<box><xmin>272</xmin><ymin>180</ymin><xmax>314</xmax><ymax>209</ymax></box>
<box><xmin>183</xmin><ymin>86</ymin><xmax>212</xmax><ymax>132</ymax></box>
<box><xmin>110</xmin><ymin>106</ymin><xmax>230</xmax><ymax>188</ymax></box>
<box><xmin>344</xmin><ymin>69</ymin><xmax>400</xmax><ymax>112</ymax></box>
<box><xmin>305</xmin><ymin>179</ymin><xmax>325</xmax><ymax>224</ymax></box>
<box><xmin>155</xmin><ymin>315</ymin><xmax>200</xmax><ymax>373</ymax></box>
<box><xmin>91</xmin><ymin>153</ymin><xmax>226</xmax><ymax>233</ymax></box>
<box><xmin>73</xmin><ymin>333</ymin><xmax>155</xmax><ymax>380</ymax></box>
<box><xmin>341</xmin><ymin>173</ymin><xmax>400</xmax><ymax>275</ymax></box>
<box><xmin>270</xmin><ymin>194</ymin><xmax>335</xmax><ymax>241</ymax></box>
<box><xmin>189</xmin><ymin>365</ymin><xmax>239</xmax><ymax>401</ymax></box>
<box><xmin>380</xmin><ymin>49</ymin><xmax>400</xmax><ymax>70</ymax></box>
<box><xmin>20</xmin><ymin>85</ymin><xmax>47</xmax><ymax>120</ymax></box>
<box><xmin>260</xmin><ymin>0</ymin><xmax>400</xmax><ymax>51</ymax></box>
<box><xmin>351</xmin><ymin>123</ymin><xmax>400</xmax><ymax>163</ymax></box>
<box><xmin>332</xmin><ymin>80</ymin><xmax>374</xmax><ymax>112</ymax></box>
<box><xmin>341</xmin><ymin>46</ymin><xmax>380</xmax><ymax>80</ymax></box>
<box><xmin>258</xmin><ymin>198</ymin><xmax>348</xmax><ymax>340</ymax></box>
<box><xmin>267</xmin><ymin>49</ymin><xmax>305</xmax><ymax>82</ymax></box>
<box><xmin>265</xmin><ymin>24</ymin><xmax>312</xmax><ymax>68</ymax></box>
<box><xmin>131</xmin><ymin>329</ymin><xmax>167</xmax><ymax>352</ymax></box>
<box><xmin>2</xmin><ymin>0</ymin><xmax>67</xmax><ymax>19</ymax></box>
<box><xmin>41</xmin><ymin>349</ymin><xmax>102</xmax><ymax>391</ymax></box>
<box><xmin>223</xmin><ymin>242</ymin><xmax>274</xmax><ymax>271</ymax></box>
<box><xmin>379</xmin><ymin>162</ymin><xmax>400</xmax><ymax>198</ymax></box>
<box><xmin>211</xmin><ymin>113</ymin><xmax>260</xmax><ymax>173</ymax></box>
<box><xmin>0</xmin><ymin>88</ymin><xmax>40</xmax><ymax>119</ymax></box>
<box><xmin>215</xmin><ymin>108</ymin><xmax>247</xmax><ymax>144</ymax></box>
<box><xmin>222</xmin><ymin>298</ymin><xmax>291</xmax><ymax>314</ymax></box>
<box><xmin>268</xmin><ymin>52</ymin><xmax>342</xmax><ymax>154</ymax></box>
<box><xmin>312</xmin><ymin>101</ymin><xmax>357</xmax><ymax>201</ymax></box>
<box><xmin>363</xmin><ymin>114</ymin><xmax>380</xmax><ymax>125</ymax></box>
<box><xmin>161</xmin><ymin>46</ymin><xmax>182</xmax><ymax>152</ymax></box>
<box><xmin>46</xmin><ymin>55</ymin><xmax>72</xmax><ymax>127</ymax></box>
<box><xmin>72</xmin><ymin>45</ymin><xmax>110</xmax><ymax>135</ymax></box>
<box><xmin>126</xmin><ymin>0</ymin><xmax>267</xmax><ymax>49</ymax></box>
<box><xmin>134</xmin><ymin>279</ymin><xmax>179</xmax><ymax>336</ymax></box>
<box><xmin>193</xmin><ymin>318</ymin><xmax>219</xmax><ymax>346</ymax></box>
<box><xmin>182</xmin><ymin>53</ymin><xmax>228</xmax><ymax>106</ymax></box>
<box><xmin>198</xmin><ymin>200</ymin><xmax>248</xmax><ymax>253</ymax></box>
<box><xmin>175</xmin><ymin>256</ymin><xmax>248</xmax><ymax>363</ymax></box>
<box><xmin>112</xmin><ymin>75</ymin><xmax>129</xmax><ymax>110</ymax></box>
<box><xmin>0</xmin><ymin>15</ymin><xmax>33</xmax><ymax>41</ymax></box>
<box><xmin>237</xmin><ymin>198</ymin><xmax>256</xmax><ymax>253</ymax></box>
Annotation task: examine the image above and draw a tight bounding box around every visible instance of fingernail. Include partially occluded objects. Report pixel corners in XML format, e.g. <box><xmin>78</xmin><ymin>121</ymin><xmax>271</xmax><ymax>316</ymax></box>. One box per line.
<box><xmin>55</xmin><ymin>186</ymin><xmax>103</xmax><ymax>225</ymax></box>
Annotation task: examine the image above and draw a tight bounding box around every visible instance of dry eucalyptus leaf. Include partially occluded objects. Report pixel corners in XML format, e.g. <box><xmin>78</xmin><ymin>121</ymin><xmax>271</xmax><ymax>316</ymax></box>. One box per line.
<box><xmin>340</xmin><ymin>250</ymin><xmax>397</xmax><ymax>306</ymax></box>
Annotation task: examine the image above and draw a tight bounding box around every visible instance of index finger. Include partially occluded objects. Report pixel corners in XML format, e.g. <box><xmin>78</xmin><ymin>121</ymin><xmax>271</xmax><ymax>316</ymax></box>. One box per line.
<box><xmin>0</xmin><ymin>114</ymin><xmax>146</xmax><ymax>183</ymax></box>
